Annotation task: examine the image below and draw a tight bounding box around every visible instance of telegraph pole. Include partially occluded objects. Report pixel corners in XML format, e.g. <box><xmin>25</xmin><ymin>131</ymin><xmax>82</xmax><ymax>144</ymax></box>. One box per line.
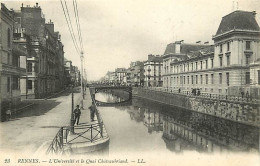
<box><xmin>80</xmin><ymin>51</ymin><xmax>84</xmax><ymax>108</ymax></box>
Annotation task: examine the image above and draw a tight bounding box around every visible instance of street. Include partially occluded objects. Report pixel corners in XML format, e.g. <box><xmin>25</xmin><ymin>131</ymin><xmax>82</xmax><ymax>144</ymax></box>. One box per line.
<box><xmin>0</xmin><ymin>89</ymin><xmax>81</xmax><ymax>154</ymax></box>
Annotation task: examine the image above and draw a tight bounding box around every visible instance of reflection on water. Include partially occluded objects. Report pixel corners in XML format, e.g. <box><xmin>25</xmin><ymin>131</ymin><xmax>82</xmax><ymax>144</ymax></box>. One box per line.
<box><xmin>97</xmin><ymin>92</ymin><xmax>259</xmax><ymax>154</ymax></box>
<box><xmin>96</xmin><ymin>93</ymin><xmax>125</xmax><ymax>103</ymax></box>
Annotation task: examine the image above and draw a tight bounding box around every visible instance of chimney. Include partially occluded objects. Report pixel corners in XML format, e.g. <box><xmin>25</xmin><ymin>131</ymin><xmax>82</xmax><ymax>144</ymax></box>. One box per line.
<box><xmin>196</xmin><ymin>41</ymin><xmax>201</xmax><ymax>44</ymax></box>
<box><xmin>204</xmin><ymin>41</ymin><xmax>209</xmax><ymax>44</ymax></box>
<box><xmin>22</xmin><ymin>3</ymin><xmax>23</xmax><ymax>7</ymax></box>
<box><xmin>252</xmin><ymin>11</ymin><xmax>256</xmax><ymax>17</ymax></box>
<box><xmin>175</xmin><ymin>41</ymin><xmax>181</xmax><ymax>54</ymax></box>
<box><xmin>36</xmin><ymin>3</ymin><xmax>38</xmax><ymax>7</ymax></box>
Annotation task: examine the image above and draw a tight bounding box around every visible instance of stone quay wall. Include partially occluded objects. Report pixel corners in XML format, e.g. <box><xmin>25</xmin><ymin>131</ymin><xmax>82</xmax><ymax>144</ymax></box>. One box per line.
<box><xmin>132</xmin><ymin>87</ymin><xmax>260</xmax><ymax>127</ymax></box>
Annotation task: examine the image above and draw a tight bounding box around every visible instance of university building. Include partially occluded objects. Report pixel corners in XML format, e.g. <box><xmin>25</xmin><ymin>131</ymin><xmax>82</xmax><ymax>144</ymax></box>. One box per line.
<box><xmin>162</xmin><ymin>10</ymin><xmax>260</xmax><ymax>97</ymax></box>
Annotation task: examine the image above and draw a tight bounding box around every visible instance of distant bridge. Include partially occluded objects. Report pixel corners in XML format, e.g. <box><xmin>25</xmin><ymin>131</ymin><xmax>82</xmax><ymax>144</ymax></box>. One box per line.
<box><xmin>89</xmin><ymin>85</ymin><xmax>132</xmax><ymax>107</ymax></box>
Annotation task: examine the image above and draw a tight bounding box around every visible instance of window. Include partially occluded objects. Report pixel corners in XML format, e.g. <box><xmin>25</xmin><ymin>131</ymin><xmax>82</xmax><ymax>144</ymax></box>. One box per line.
<box><xmin>196</xmin><ymin>75</ymin><xmax>198</xmax><ymax>84</ymax></box>
<box><xmin>195</xmin><ymin>62</ymin><xmax>198</xmax><ymax>70</ymax></box>
<box><xmin>258</xmin><ymin>70</ymin><xmax>260</xmax><ymax>85</ymax></box>
<box><xmin>220</xmin><ymin>44</ymin><xmax>222</xmax><ymax>53</ymax></box>
<box><xmin>200</xmin><ymin>61</ymin><xmax>203</xmax><ymax>70</ymax></box>
<box><xmin>12</xmin><ymin>76</ymin><xmax>20</xmax><ymax>90</ymax></box>
<box><xmin>7</xmin><ymin>53</ymin><xmax>10</xmax><ymax>64</ymax></box>
<box><xmin>206</xmin><ymin>60</ymin><xmax>208</xmax><ymax>69</ymax></box>
<box><xmin>27</xmin><ymin>63</ymin><xmax>32</xmax><ymax>72</ymax></box>
<box><xmin>183</xmin><ymin>76</ymin><xmax>185</xmax><ymax>84</ymax></box>
<box><xmin>246</xmin><ymin>41</ymin><xmax>251</xmax><ymax>50</ymax></box>
<box><xmin>187</xmin><ymin>64</ymin><xmax>189</xmax><ymax>71</ymax></box>
<box><xmin>191</xmin><ymin>76</ymin><xmax>194</xmax><ymax>84</ymax></box>
<box><xmin>206</xmin><ymin>74</ymin><xmax>208</xmax><ymax>84</ymax></box>
<box><xmin>7</xmin><ymin>77</ymin><xmax>10</xmax><ymax>92</ymax></box>
<box><xmin>227</xmin><ymin>55</ymin><xmax>230</xmax><ymax>66</ymax></box>
<box><xmin>211</xmin><ymin>59</ymin><xmax>214</xmax><ymax>68</ymax></box>
<box><xmin>246</xmin><ymin>55</ymin><xmax>250</xmax><ymax>65</ymax></box>
<box><xmin>7</xmin><ymin>28</ymin><xmax>11</xmax><ymax>48</ymax></box>
<box><xmin>219</xmin><ymin>56</ymin><xmax>223</xmax><ymax>67</ymax></box>
<box><xmin>219</xmin><ymin>73</ymin><xmax>222</xmax><ymax>84</ymax></box>
<box><xmin>227</xmin><ymin>42</ymin><xmax>230</xmax><ymax>51</ymax></box>
<box><xmin>28</xmin><ymin>80</ymin><xmax>33</xmax><ymax>89</ymax></box>
<box><xmin>246</xmin><ymin>72</ymin><xmax>250</xmax><ymax>84</ymax></box>
<box><xmin>177</xmin><ymin>77</ymin><xmax>179</xmax><ymax>84</ymax></box>
<box><xmin>187</xmin><ymin>76</ymin><xmax>189</xmax><ymax>84</ymax></box>
<box><xmin>211</xmin><ymin>74</ymin><xmax>214</xmax><ymax>84</ymax></box>
<box><xmin>183</xmin><ymin>64</ymin><xmax>185</xmax><ymax>72</ymax></box>
<box><xmin>191</xmin><ymin>63</ymin><xmax>193</xmax><ymax>71</ymax></box>
<box><xmin>200</xmin><ymin>75</ymin><xmax>203</xmax><ymax>84</ymax></box>
<box><xmin>226</xmin><ymin>72</ymin><xmax>229</xmax><ymax>86</ymax></box>
<box><xmin>13</xmin><ymin>55</ymin><xmax>20</xmax><ymax>67</ymax></box>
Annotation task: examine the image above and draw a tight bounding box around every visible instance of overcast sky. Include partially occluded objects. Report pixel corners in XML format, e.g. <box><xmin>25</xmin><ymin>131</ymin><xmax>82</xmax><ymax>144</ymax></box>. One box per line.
<box><xmin>3</xmin><ymin>0</ymin><xmax>260</xmax><ymax>80</ymax></box>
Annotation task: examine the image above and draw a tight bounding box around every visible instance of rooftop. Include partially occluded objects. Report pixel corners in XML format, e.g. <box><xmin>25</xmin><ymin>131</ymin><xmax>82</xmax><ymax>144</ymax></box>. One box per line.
<box><xmin>163</xmin><ymin>42</ymin><xmax>211</xmax><ymax>56</ymax></box>
<box><xmin>215</xmin><ymin>10</ymin><xmax>260</xmax><ymax>36</ymax></box>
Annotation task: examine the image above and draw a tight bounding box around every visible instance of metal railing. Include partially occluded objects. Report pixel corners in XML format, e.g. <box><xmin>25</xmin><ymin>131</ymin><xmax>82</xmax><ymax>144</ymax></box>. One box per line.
<box><xmin>143</xmin><ymin>87</ymin><xmax>259</xmax><ymax>104</ymax></box>
<box><xmin>46</xmin><ymin>123</ymin><xmax>108</xmax><ymax>155</ymax></box>
<box><xmin>46</xmin><ymin>127</ymin><xmax>64</xmax><ymax>155</ymax></box>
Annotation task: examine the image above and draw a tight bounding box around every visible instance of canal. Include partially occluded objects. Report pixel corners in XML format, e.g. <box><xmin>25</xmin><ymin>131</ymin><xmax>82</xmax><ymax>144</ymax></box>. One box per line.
<box><xmin>95</xmin><ymin>92</ymin><xmax>259</xmax><ymax>156</ymax></box>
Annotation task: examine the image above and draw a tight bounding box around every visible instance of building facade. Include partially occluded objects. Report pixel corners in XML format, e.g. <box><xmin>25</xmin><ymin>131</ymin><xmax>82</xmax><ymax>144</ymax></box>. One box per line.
<box><xmin>13</xmin><ymin>3</ymin><xmax>65</xmax><ymax>98</ymax></box>
<box><xmin>129</xmin><ymin>61</ymin><xmax>144</xmax><ymax>86</ymax></box>
<box><xmin>162</xmin><ymin>10</ymin><xmax>260</xmax><ymax>97</ymax></box>
<box><xmin>0</xmin><ymin>3</ymin><xmax>27</xmax><ymax>121</ymax></box>
<box><xmin>144</xmin><ymin>54</ymin><xmax>163</xmax><ymax>87</ymax></box>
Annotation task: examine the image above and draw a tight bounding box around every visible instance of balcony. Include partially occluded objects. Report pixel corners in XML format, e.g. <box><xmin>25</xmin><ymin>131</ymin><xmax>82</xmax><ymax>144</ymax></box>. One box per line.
<box><xmin>12</xmin><ymin>43</ymin><xmax>27</xmax><ymax>56</ymax></box>
<box><xmin>27</xmin><ymin>56</ymin><xmax>39</xmax><ymax>61</ymax></box>
<box><xmin>1</xmin><ymin>63</ymin><xmax>26</xmax><ymax>76</ymax></box>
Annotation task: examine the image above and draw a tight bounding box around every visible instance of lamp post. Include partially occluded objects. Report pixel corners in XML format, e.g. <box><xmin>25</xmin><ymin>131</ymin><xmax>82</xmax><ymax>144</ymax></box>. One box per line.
<box><xmin>80</xmin><ymin>51</ymin><xmax>84</xmax><ymax>108</ymax></box>
<box><xmin>70</xmin><ymin>84</ymin><xmax>74</xmax><ymax>133</ymax></box>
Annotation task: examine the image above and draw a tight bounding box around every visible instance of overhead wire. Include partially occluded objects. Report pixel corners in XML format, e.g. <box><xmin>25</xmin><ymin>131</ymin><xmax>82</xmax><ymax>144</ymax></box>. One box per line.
<box><xmin>73</xmin><ymin>0</ymin><xmax>84</xmax><ymax>53</ymax></box>
<box><xmin>60</xmin><ymin>0</ymin><xmax>80</xmax><ymax>55</ymax></box>
<box><xmin>64</xmin><ymin>0</ymin><xmax>81</xmax><ymax>54</ymax></box>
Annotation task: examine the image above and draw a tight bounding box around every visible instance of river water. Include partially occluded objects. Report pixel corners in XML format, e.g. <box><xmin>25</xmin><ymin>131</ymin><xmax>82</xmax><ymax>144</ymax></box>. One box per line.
<box><xmin>95</xmin><ymin>92</ymin><xmax>259</xmax><ymax>156</ymax></box>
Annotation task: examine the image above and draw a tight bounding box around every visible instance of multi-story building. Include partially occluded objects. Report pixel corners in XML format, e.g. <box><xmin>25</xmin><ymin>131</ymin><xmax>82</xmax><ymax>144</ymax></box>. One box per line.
<box><xmin>144</xmin><ymin>54</ymin><xmax>163</xmax><ymax>87</ymax></box>
<box><xmin>129</xmin><ymin>61</ymin><xmax>144</xmax><ymax>86</ymax></box>
<box><xmin>115</xmin><ymin>68</ymin><xmax>126</xmax><ymax>85</ymax></box>
<box><xmin>13</xmin><ymin>3</ymin><xmax>65</xmax><ymax>98</ymax></box>
<box><xmin>163</xmin><ymin>10</ymin><xmax>260</xmax><ymax>97</ymax></box>
<box><xmin>0</xmin><ymin>3</ymin><xmax>27</xmax><ymax>121</ymax></box>
<box><xmin>162</xmin><ymin>41</ymin><xmax>209</xmax><ymax>89</ymax></box>
<box><xmin>212</xmin><ymin>10</ymin><xmax>260</xmax><ymax>96</ymax></box>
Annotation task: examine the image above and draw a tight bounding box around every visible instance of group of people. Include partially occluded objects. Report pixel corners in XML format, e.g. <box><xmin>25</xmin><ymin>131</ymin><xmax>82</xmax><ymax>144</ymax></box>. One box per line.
<box><xmin>73</xmin><ymin>102</ymin><xmax>96</xmax><ymax>126</ymax></box>
<box><xmin>191</xmin><ymin>88</ymin><xmax>201</xmax><ymax>96</ymax></box>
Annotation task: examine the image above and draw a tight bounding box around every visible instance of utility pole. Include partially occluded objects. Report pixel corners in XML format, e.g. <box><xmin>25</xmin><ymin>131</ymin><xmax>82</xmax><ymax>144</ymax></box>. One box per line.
<box><xmin>71</xmin><ymin>85</ymin><xmax>74</xmax><ymax>133</ymax></box>
<box><xmin>80</xmin><ymin>51</ymin><xmax>84</xmax><ymax>108</ymax></box>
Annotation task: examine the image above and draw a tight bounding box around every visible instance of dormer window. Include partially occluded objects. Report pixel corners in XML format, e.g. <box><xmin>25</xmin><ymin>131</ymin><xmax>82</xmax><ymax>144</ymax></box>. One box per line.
<box><xmin>246</xmin><ymin>41</ymin><xmax>251</xmax><ymax>50</ymax></box>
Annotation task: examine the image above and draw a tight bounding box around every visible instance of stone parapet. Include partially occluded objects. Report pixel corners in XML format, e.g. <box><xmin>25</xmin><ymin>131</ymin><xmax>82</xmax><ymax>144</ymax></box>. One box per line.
<box><xmin>133</xmin><ymin>87</ymin><xmax>260</xmax><ymax>127</ymax></box>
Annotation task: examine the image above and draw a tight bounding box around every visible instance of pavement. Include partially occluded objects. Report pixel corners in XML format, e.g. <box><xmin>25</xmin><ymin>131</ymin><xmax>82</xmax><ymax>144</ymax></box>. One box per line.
<box><xmin>0</xmin><ymin>87</ymin><xmax>93</xmax><ymax>155</ymax></box>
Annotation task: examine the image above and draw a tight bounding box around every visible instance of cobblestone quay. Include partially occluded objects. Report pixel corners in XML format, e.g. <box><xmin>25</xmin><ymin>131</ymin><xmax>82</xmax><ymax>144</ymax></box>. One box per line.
<box><xmin>132</xmin><ymin>87</ymin><xmax>260</xmax><ymax>127</ymax></box>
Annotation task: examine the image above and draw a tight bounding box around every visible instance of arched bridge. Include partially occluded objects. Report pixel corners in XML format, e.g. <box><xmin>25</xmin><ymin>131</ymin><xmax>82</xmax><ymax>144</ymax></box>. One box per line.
<box><xmin>89</xmin><ymin>86</ymin><xmax>132</xmax><ymax>107</ymax></box>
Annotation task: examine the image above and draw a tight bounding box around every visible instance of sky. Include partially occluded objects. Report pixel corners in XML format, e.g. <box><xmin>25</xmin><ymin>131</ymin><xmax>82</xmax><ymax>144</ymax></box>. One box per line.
<box><xmin>3</xmin><ymin>0</ymin><xmax>260</xmax><ymax>81</ymax></box>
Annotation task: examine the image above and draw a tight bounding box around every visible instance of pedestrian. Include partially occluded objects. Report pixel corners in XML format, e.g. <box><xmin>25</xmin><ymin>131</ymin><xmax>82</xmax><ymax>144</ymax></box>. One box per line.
<box><xmin>5</xmin><ymin>103</ymin><xmax>11</xmax><ymax>121</ymax></box>
<box><xmin>89</xmin><ymin>102</ymin><xmax>96</xmax><ymax>122</ymax></box>
<box><xmin>246</xmin><ymin>91</ymin><xmax>249</xmax><ymax>102</ymax></box>
<box><xmin>178</xmin><ymin>88</ymin><xmax>181</xmax><ymax>93</ymax></box>
<box><xmin>241</xmin><ymin>91</ymin><xmax>244</xmax><ymax>98</ymax></box>
<box><xmin>73</xmin><ymin>105</ymin><xmax>81</xmax><ymax>125</ymax></box>
<box><xmin>197</xmin><ymin>89</ymin><xmax>201</xmax><ymax>96</ymax></box>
